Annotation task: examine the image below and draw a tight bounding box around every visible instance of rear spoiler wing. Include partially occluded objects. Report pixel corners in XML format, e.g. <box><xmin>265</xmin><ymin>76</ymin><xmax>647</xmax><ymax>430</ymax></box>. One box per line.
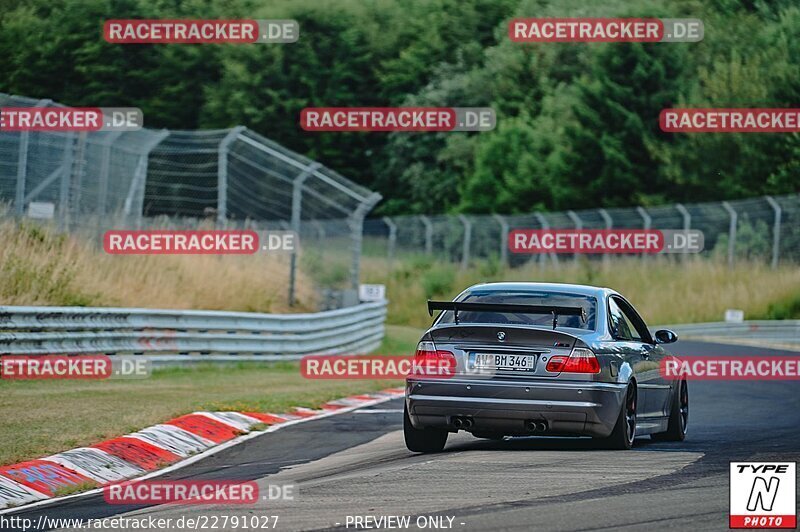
<box><xmin>427</xmin><ymin>300</ymin><xmax>586</xmax><ymax>330</ymax></box>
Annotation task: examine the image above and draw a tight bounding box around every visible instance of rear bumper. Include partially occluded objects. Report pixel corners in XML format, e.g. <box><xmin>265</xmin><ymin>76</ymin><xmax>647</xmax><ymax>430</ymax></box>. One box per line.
<box><xmin>406</xmin><ymin>378</ymin><xmax>627</xmax><ymax>437</ymax></box>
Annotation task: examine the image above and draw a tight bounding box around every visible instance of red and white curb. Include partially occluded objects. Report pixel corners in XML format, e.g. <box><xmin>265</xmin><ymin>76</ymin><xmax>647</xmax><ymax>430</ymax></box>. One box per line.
<box><xmin>0</xmin><ymin>387</ymin><xmax>405</xmax><ymax>512</ymax></box>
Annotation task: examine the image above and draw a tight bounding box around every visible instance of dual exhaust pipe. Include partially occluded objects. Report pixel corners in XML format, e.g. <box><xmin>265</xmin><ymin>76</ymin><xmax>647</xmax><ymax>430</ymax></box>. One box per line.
<box><xmin>450</xmin><ymin>416</ymin><xmax>474</xmax><ymax>430</ymax></box>
<box><xmin>450</xmin><ymin>417</ymin><xmax>546</xmax><ymax>432</ymax></box>
<box><xmin>525</xmin><ymin>420</ymin><xmax>548</xmax><ymax>433</ymax></box>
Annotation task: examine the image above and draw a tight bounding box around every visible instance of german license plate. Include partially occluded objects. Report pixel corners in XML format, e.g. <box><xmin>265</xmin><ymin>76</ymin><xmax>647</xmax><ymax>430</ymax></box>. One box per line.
<box><xmin>472</xmin><ymin>353</ymin><xmax>536</xmax><ymax>372</ymax></box>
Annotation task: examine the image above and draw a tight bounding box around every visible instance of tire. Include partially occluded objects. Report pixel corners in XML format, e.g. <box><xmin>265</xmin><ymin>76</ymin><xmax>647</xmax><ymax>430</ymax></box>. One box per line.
<box><xmin>472</xmin><ymin>432</ymin><xmax>505</xmax><ymax>441</ymax></box>
<box><xmin>651</xmin><ymin>379</ymin><xmax>688</xmax><ymax>442</ymax></box>
<box><xmin>601</xmin><ymin>384</ymin><xmax>637</xmax><ymax>450</ymax></box>
<box><xmin>404</xmin><ymin>404</ymin><xmax>448</xmax><ymax>453</ymax></box>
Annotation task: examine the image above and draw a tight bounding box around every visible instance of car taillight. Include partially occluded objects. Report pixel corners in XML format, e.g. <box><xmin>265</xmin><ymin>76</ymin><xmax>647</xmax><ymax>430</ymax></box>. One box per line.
<box><xmin>413</xmin><ymin>341</ymin><xmax>456</xmax><ymax>377</ymax></box>
<box><xmin>545</xmin><ymin>348</ymin><xmax>600</xmax><ymax>374</ymax></box>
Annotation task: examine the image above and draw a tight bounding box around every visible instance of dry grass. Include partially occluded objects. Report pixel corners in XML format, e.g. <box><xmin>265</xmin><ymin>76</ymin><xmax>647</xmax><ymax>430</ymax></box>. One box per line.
<box><xmin>362</xmin><ymin>255</ymin><xmax>800</xmax><ymax>328</ymax></box>
<box><xmin>0</xmin><ymin>220</ymin><xmax>316</xmax><ymax>312</ymax></box>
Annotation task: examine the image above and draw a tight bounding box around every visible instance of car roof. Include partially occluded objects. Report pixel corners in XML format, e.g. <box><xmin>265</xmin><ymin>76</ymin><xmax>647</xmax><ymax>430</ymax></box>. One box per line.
<box><xmin>458</xmin><ymin>282</ymin><xmax>617</xmax><ymax>300</ymax></box>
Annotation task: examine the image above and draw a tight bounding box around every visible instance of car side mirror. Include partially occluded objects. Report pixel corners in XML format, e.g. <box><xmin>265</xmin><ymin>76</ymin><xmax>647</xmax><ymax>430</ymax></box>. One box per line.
<box><xmin>654</xmin><ymin>329</ymin><xmax>678</xmax><ymax>344</ymax></box>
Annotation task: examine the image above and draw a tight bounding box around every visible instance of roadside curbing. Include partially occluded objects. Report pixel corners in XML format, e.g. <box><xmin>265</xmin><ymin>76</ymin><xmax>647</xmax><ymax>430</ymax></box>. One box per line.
<box><xmin>0</xmin><ymin>387</ymin><xmax>405</xmax><ymax>511</ymax></box>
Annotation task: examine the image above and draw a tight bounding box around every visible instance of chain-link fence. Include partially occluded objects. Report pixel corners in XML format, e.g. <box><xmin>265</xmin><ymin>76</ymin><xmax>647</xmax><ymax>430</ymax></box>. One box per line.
<box><xmin>0</xmin><ymin>93</ymin><xmax>381</xmax><ymax>308</ymax></box>
<box><xmin>365</xmin><ymin>194</ymin><xmax>800</xmax><ymax>268</ymax></box>
<box><xmin>2</xmin><ymin>93</ymin><xmax>797</xmax><ymax>311</ymax></box>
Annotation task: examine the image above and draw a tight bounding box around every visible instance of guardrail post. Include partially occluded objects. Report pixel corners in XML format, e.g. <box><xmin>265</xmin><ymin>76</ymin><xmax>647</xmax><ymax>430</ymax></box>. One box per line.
<box><xmin>721</xmin><ymin>201</ymin><xmax>738</xmax><ymax>268</ymax></box>
<box><xmin>349</xmin><ymin>193</ymin><xmax>382</xmax><ymax>291</ymax></box>
<box><xmin>765</xmin><ymin>196</ymin><xmax>782</xmax><ymax>269</ymax></box>
<box><xmin>288</xmin><ymin>162</ymin><xmax>321</xmax><ymax>307</ymax></box>
<box><xmin>15</xmin><ymin>99</ymin><xmax>51</xmax><ymax>216</ymax></box>
<box><xmin>420</xmin><ymin>215</ymin><xmax>433</xmax><ymax>255</ymax></box>
<box><xmin>217</xmin><ymin>126</ymin><xmax>245</xmax><ymax>226</ymax></box>
<box><xmin>598</xmin><ymin>208</ymin><xmax>612</xmax><ymax>266</ymax></box>
<box><xmin>566</xmin><ymin>210</ymin><xmax>583</xmax><ymax>263</ymax></box>
<box><xmin>534</xmin><ymin>212</ymin><xmax>558</xmax><ymax>267</ymax></box>
<box><xmin>458</xmin><ymin>215</ymin><xmax>472</xmax><ymax>269</ymax></box>
<box><xmin>492</xmin><ymin>214</ymin><xmax>508</xmax><ymax>266</ymax></box>
<box><xmin>383</xmin><ymin>216</ymin><xmax>397</xmax><ymax>270</ymax></box>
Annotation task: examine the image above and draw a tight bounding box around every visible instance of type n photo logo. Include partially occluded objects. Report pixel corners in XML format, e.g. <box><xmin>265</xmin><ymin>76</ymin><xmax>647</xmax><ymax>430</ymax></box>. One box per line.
<box><xmin>730</xmin><ymin>462</ymin><xmax>796</xmax><ymax>528</ymax></box>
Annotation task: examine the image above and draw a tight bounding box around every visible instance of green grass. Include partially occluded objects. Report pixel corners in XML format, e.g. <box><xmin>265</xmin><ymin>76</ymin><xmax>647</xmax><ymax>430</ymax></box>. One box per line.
<box><xmin>52</xmin><ymin>481</ymin><xmax>98</xmax><ymax>497</ymax></box>
<box><xmin>0</xmin><ymin>325</ymin><xmax>420</xmax><ymax>467</ymax></box>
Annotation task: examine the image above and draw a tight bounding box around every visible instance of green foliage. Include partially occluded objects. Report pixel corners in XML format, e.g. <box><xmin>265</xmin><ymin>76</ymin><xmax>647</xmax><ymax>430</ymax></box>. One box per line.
<box><xmin>712</xmin><ymin>217</ymin><xmax>772</xmax><ymax>261</ymax></box>
<box><xmin>421</xmin><ymin>267</ymin><xmax>455</xmax><ymax>298</ymax></box>
<box><xmin>762</xmin><ymin>295</ymin><xmax>800</xmax><ymax>320</ymax></box>
<box><xmin>301</xmin><ymin>249</ymin><xmax>350</xmax><ymax>286</ymax></box>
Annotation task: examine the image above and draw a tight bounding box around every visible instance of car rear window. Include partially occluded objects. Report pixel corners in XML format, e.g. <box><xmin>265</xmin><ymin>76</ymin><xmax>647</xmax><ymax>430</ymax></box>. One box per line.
<box><xmin>436</xmin><ymin>290</ymin><xmax>597</xmax><ymax>331</ymax></box>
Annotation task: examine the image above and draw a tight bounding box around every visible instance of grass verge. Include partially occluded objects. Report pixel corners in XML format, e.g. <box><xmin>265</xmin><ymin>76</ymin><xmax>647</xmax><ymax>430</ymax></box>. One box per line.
<box><xmin>362</xmin><ymin>255</ymin><xmax>800</xmax><ymax>328</ymax></box>
<box><xmin>0</xmin><ymin>325</ymin><xmax>420</xmax><ymax>467</ymax></box>
<box><xmin>0</xmin><ymin>219</ymin><xmax>316</xmax><ymax>312</ymax></box>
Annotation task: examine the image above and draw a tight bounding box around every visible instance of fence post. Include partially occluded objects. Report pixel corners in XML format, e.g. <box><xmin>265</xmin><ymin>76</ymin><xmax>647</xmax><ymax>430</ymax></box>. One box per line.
<box><xmin>123</xmin><ymin>129</ymin><xmax>169</xmax><ymax>229</ymax></box>
<box><xmin>312</xmin><ymin>220</ymin><xmax>326</xmax><ymax>259</ymax></box>
<box><xmin>566</xmin><ymin>210</ymin><xmax>583</xmax><ymax>263</ymax></box>
<box><xmin>534</xmin><ymin>212</ymin><xmax>558</xmax><ymax>267</ymax></box>
<box><xmin>420</xmin><ymin>215</ymin><xmax>433</xmax><ymax>255</ymax></box>
<box><xmin>765</xmin><ymin>196</ymin><xmax>782</xmax><ymax>269</ymax></box>
<box><xmin>288</xmin><ymin>162</ymin><xmax>321</xmax><ymax>307</ymax></box>
<box><xmin>15</xmin><ymin>99</ymin><xmax>51</xmax><ymax>216</ymax></box>
<box><xmin>636</xmin><ymin>206</ymin><xmax>651</xmax><ymax>262</ymax></box>
<box><xmin>349</xmin><ymin>193</ymin><xmax>382</xmax><ymax>291</ymax></box>
<box><xmin>217</xmin><ymin>126</ymin><xmax>245</xmax><ymax>226</ymax></box>
<box><xmin>383</xmin><ymin>216</ymin><xmax>397</xmax><ymax>270</ymax></box>
<box><xmin>721</xmin><ymin>201</ymin><xmax>738</xmax><ymax>268</ymax></box>
<box><xmin>675</xmin><ymin>203</ymin><xmax>691</xmax><ymax>262</ymax></box>
<box><xmin>598</xmin><ymin>208</ymin><xmax>612</xmax><ymax>266</ymax></box>
<box><xmin>458</xmin><ymin>214</ymin><xmax>472</xmax><ymax>269</ymax></box>
<box><xmin>636</xmin><ymin>206</ymin><xmax>651</xmax><ymax>230</ymax></box>
<box><xmin>58</xmin><ymin>132</ymin><xmax>75</xmax><ymax>229</ymax></box>
<box><xmin>97</xmin><ymin>131</ymin><xmax>123</xmax><ymax>216</ymax></box>
<box><xmin>68</xmin><ymin>132</ymin><xmax>89</xmax><ymax>226</ymax></box>
<box><xmin>492</xmin><ymin>214</ymin><xmax>508</xmax><ymax>267</ymax></box>
<box><xmin>313</xmin><ymin>220</ymin><xmax>326</xmax><ymax>241</ymax></box>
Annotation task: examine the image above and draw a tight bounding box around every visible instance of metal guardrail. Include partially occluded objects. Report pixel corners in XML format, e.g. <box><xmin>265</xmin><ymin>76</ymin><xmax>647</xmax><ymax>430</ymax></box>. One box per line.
<box><xmin>653</xmin><ymin>320</ymin><xmax>800</xmax><ymax>345</ymax></box>
<box><xmin>0</xmin><ymin>301</ymin><xmax>387</xmax><ymax>358</ymax></box>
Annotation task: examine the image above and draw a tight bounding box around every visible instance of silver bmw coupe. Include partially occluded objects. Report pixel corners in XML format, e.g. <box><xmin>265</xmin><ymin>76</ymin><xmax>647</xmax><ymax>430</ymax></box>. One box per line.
<box><xmin>405</xmin><ymin>282</ymin><xmax>688</xmax><ymax>452</ymax></box>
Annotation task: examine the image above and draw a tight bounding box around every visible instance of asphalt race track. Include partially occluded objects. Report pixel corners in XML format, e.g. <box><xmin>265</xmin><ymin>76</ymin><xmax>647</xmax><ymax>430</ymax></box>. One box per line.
<box><xmin>6</xmin><ymin>340</ymin><xmax>800</xmax><ymax>531</ymax></box>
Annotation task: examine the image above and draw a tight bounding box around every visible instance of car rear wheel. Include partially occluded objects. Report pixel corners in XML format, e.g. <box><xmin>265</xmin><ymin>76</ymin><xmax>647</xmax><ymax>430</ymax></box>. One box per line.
<box><xmin>404</xmin><ymin>404</ymin><xmax>448</xmax><ymax>453</ymax></box>
<box><xmin>651</xmin><ymin>380</ymin><xmax>688</xmax><ymax>442</ymax></box>
<box><xmin>601</xmin><ymin>384</ymin><xmax>636</xmax><ymax>450</ymax></box>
